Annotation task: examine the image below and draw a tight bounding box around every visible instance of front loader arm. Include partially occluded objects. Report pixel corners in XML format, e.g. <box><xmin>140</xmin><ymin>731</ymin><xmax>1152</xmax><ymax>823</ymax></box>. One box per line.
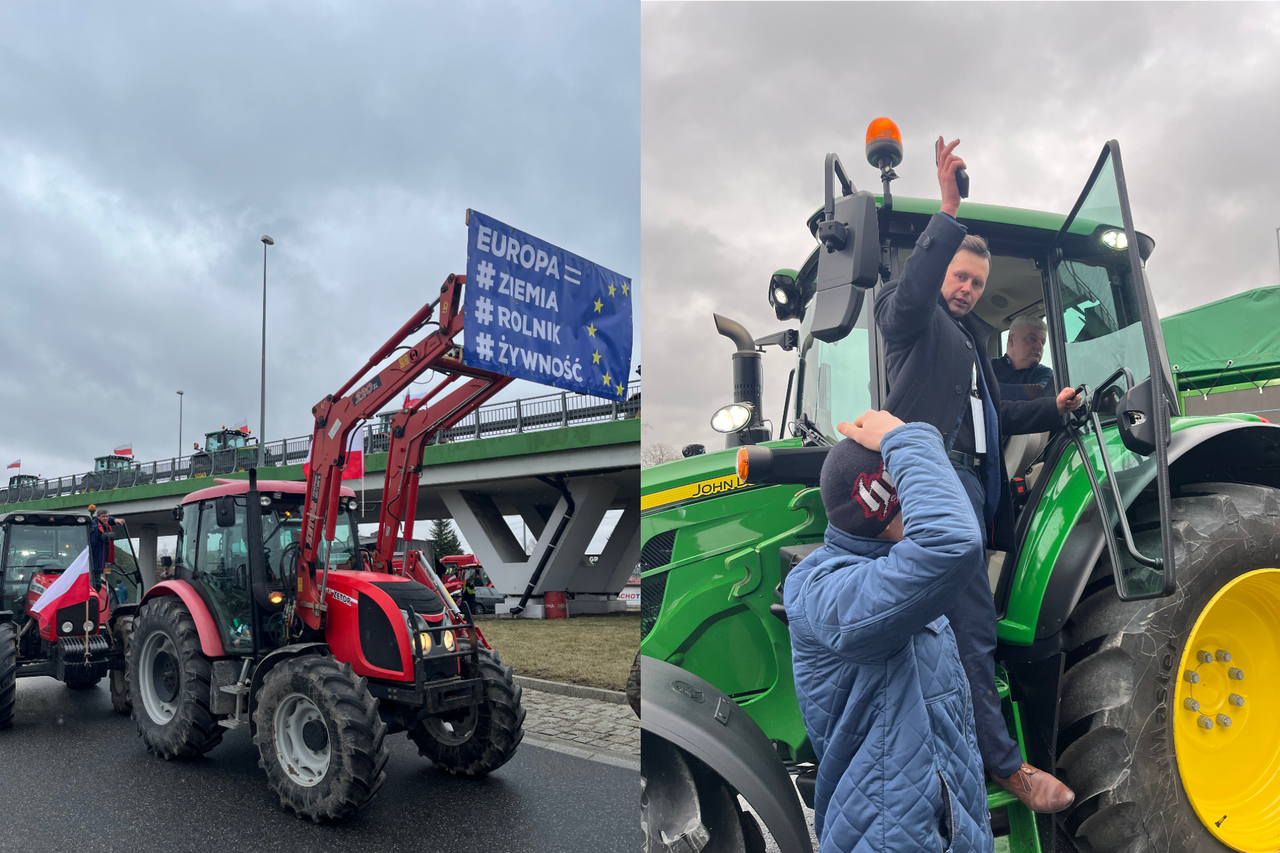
<box><xmin>296</xmin><ymin>273</ymin><xmax>482</xmax><ymax>626</ymax></box>
<box><xmin>373</xmin><ymin>370</ymin><xmax>512</xmax><ymax>574</ymax></box>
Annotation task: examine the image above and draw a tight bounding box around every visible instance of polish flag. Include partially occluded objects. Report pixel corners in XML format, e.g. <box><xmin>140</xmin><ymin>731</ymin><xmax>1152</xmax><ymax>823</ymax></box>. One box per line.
<box><xmin>302</xmin><ymin>427</ymin><xmax>364</xmax><ymax>482</ymax></box>
<box><xmin>6</xmin><ymin>459</ymin><xmax>18</xmax><ymax>469</ymax></box>
<box><xmin>233</xmin><ymin>418</ymin><xmax>250</xmax><ymax>434</ymax></box>
<box><xmin>403</xmin><ymin>392</ymin><xmax>426</xmax><ymax>408</ymax></box>
<box><xmin>30</xmin><ymin>548</ymin><xmax>93</xmax><ymax>636</ymax></box>
<box><xmin>114</xmin><ymin>443</ymin><xmax>133</xmax><ymax>457</ymax></box>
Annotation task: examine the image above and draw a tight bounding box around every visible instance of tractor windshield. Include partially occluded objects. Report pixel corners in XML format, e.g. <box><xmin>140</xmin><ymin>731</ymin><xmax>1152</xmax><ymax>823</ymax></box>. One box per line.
<box><xmin>1</xmin><ymin>523</ymin><xmax>87</xmax><ymax>613</ymax></box>
<box><xmin>260</xmin><ymin>497</ymin><xmax>360</xmax><ymax>580</ymax></box>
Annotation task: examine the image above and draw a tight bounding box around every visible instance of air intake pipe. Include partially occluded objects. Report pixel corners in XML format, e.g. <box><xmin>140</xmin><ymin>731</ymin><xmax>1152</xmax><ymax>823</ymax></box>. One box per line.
<box><xmin>714</xmin><ymin>314</ymin><xmax>771</xmax><ymax>447</ymax></box>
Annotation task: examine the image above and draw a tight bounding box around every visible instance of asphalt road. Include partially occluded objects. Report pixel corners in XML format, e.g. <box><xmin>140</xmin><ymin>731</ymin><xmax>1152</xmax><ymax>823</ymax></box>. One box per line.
<box><xmin>0</xmin><ymin>677</ymin><xmax>638</xmax><ymax>853</ymax></box>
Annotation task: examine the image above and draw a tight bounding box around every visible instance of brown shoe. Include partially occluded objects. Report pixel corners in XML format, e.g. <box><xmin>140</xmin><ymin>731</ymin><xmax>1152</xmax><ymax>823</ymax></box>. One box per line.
<box><xmin>992</xmin><ymin>763</ymin><xmax>1075</xmax><ymax>814</ymax></box>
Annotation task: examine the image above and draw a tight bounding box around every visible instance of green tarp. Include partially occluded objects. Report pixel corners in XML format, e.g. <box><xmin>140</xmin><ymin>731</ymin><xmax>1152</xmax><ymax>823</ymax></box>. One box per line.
<box><xmin>1161</xmin><ymin>286</ymin><xmax>1280</xmax><ymax>382</ymax></box>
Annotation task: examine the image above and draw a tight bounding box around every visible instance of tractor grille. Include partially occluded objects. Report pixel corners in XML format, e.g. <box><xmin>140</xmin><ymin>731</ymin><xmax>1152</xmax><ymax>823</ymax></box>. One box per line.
<box><xmin>358</xmin><ymin>595</ymin><xmax>403</xmax><ymax>673</ymax></box>
<box><xmin>639</xmin><ymin>530</ymin><xmax>676</xmax><ymax>641</ymax></box>
<box><xmin>640</xmin><ymin>572</ymin><xmax>667</xmax><ymax>640</ymax></box>
<box><xmin>640</xmin><ymin>530</ymin><xmax>676</xmax><ymax>572</ymax></box>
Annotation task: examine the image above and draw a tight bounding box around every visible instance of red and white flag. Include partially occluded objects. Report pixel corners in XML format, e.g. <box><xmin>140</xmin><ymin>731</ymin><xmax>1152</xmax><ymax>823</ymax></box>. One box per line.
<box><xmin>30</xmin><ymin>547</ymin><xmax>92</xmax><ymax>635</ymax></box>
<box><xmin>302</xmin><ymin>427</ymin><xmax>364</xmax><ymax>482</ymax></box>
<box><xmin>404</xmin><ymin>392</ymin><xmax>426</xmax><ymax>408</ymax></box>
<box><xmin>6</xmin><ymin>459</ymin><xmax>18</xmax><ymax>470</ymax></box>
<box><xmin>233</xmin><ymin>418</ymin><xmax>250</xmax><ymax>434</ymax></box>
<box><xmin>114</xmin><ymin>443</ymin><xmax>133</xmax><ymax>457</ymax></box>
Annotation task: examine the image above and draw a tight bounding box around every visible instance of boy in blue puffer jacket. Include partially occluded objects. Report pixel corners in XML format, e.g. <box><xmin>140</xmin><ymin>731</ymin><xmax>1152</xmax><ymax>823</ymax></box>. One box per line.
<box><xmin>784</xmin><ymin>410</ymin><xmax>994</xmax><ymax>853</ymax></box>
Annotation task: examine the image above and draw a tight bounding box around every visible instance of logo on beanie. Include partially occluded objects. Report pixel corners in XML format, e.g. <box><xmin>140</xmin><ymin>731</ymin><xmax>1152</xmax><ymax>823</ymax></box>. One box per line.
<box><xmin>852</xmin><ymin>463</ymin><xmax>899</xmax><ymax>521</ymax></box>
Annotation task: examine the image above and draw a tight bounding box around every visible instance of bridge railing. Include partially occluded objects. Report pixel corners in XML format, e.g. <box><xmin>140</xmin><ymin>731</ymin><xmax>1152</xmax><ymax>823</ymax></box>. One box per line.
<box><xmin>0</xmin><ymin>382</ymin><xmax>639</xmax><ymax>506</ymax></box>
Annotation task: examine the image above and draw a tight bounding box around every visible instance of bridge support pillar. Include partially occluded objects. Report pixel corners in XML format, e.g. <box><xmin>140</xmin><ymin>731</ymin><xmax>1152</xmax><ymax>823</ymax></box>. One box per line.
<box><xmin>441</xmin><ymin>476</ymin><xmax>627</xmax><ymax>618</ymax></box>
<box><xmin>138</xmin><ymin>524</ymin><xmax>158</xmax><ymax>588</ymax></box>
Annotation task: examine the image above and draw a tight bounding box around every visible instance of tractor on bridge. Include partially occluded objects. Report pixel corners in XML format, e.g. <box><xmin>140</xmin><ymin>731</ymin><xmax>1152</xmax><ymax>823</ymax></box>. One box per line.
<box><xmin>80</xmin><ymin>454</ymin><xmax>143</xmax><ymax>493</ymax></box>
<box><xmin>127</xmin><ymin>274</ymin><xmax>526</xmax><ymax>821</ymax></box>
<box><xmin>189</xmin><ymin>427</ymin><xmax>260</xmax><ymax>478</ymax></box>
<box><xmin>0</xmin><ymin>510</ymin><xmax>146</xmax><ymax>727</ymax></box>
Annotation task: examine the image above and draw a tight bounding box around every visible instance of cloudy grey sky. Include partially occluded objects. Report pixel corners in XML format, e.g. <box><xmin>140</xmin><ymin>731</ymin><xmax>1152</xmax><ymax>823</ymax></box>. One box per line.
<box><xmin>641</xmin><ymin>2</ymin><xmax>1280</xmax><ymax>453</ymax></box>
<box><xmin>0</xmin><ymin>1</ymin><xmax>638</xmax><ymax>479</ymax></box>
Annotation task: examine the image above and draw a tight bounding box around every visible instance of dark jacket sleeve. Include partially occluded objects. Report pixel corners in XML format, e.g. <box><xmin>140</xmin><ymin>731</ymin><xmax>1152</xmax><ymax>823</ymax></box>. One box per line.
<box><xmin>999</xmin><ymin>396</ymin><xmax>1060</xmax><ymax>436</ymax></box>
<box><xmin>791</xmin><ymin>424</ymin><xmax>986</xmax><ymax>661</ymax></box>
<box><xmin>874</xmin><ymin>213</ymin><xmax>968</xmax><ymax>344</ymax></box>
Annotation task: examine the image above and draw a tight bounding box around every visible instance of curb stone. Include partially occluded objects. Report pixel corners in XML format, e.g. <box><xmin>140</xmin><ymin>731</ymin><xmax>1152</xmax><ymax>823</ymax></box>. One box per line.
<box><xmin>515</xmin><ymin>675</ymin><xmax>628</xmax><ymax>705</ymax></box>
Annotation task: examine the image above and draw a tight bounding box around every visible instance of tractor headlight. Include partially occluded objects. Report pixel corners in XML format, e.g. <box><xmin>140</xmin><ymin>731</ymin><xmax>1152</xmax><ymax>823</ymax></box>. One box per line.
<box><xmin>1101</xmin><ymin>229</ymin><xmax>1128</xmax><ymax>250</ymax></box>
<box><xmin>768</xmin><ymin>271</ymin><xmax>802</xmax><ymax>321</ymax></box>
<box><xmin>442</xmin><ymin>630</ymin><xmax>455</xmax><ymax>652</ymax></box>
<box><xmin>711</xmin><ymin>403</ymin><xmax>753</xmax><ymax>434</ymax></box>
<box><xmin>418</xmin><ymin>631</ymin><xmax>433</xmax><ymax>654</ymax></box>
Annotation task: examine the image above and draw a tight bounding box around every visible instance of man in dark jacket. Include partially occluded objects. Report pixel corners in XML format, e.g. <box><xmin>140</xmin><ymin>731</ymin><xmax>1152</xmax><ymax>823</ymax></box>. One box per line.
<box><xmin>89</xmin><ymin>506</ymin><xmax>123</xmax><ymax>574</ymax></box>
<box><xmin>859</xmin><ymin>138</ymin><xmax>1077</xmax><ymax>813</ymax></box>
<box><xmin>993</xmin><ymin>315</ymin><xmax>1054</xmax><ymax>401</ymax></box>
<box><xmin>786</xmin><ymin>411</ymin><xmax>992</xmax><ymax>852</ymax></box>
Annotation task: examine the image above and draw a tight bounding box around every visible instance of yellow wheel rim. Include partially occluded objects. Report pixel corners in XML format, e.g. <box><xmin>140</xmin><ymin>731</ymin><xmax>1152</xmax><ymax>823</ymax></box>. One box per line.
<box><xmin>1174</xmin><ymin>568</ymin><xmax>1280</xmax><ymax>852</ymax></box>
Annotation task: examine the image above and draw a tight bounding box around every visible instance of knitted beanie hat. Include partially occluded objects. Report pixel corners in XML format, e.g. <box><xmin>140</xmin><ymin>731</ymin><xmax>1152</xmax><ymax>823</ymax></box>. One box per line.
<box><xmin>820</xmin><ymin>438</ymin><xmax>901</xmax><ymax>538</ymax></box>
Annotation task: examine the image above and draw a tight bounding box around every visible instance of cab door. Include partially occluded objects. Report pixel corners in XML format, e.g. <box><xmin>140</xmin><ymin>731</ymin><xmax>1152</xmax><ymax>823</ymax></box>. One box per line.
<box><xmin>1044</xmin><ymin>141</ymin><xmax>1179</xmax><ymax>600</ymax></box>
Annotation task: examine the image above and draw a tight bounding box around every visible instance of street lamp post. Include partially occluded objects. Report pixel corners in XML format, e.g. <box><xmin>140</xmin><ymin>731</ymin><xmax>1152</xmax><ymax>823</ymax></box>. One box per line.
<box><xmin>260</xmin><ymin>235</ymin><xmax>274</xmax><ymax>468</ymax></box>
<box><xmin>177</xmin><ymin>390</ymin><xmax>184</xmax><ymax>461</ymax></box>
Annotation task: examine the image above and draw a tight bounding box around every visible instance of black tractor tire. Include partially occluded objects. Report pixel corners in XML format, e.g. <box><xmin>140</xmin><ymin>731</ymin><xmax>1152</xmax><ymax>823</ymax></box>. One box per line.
<box><xmin>1055</xmin><ymin>482</ymin><xmax>1280</xmax><ymax>853</ymax></box>
<box><xmin>408</xmin><ymin>647</ymin><xmax>525</xmax><ymax>776</ymax></box>
<box><xmin>252</xmin><ymin>655</ymin><xmax>389</xmax><ymax>822</ymax></box>
<box><xmin>64</xmin><ymin>674</ymin><xmax>103</xmax><ymax>689</ymax></box>
<box><xmin>110</xmin><ymin>615</ymin><xmax>135</xmax><ymax>715</ymax></box>
<box><xmin>0</xmin><ymin>621</ymin><xmax>16</xmax><ymax>730</ymax></box>
<box><xmin>128</xmin><ymin>597</ymin><xmax>224</xmax><ymax>759</ymax></box>
<box><xmin>641</xmin><ymin>731</ymin><xmax>766</xmax><ymax>853</ymax></box>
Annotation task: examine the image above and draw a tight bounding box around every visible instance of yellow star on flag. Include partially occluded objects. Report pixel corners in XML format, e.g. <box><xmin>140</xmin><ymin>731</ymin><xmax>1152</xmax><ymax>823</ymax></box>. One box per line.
<box><xmin>621</xmin><ymin>283</ymin><xmax>629</xmax><ymax>296</ymax></box>
<box><xmin>586</xmin><ymin>323</ymin><xmax>597</xmax><ymax>337</ymax></box>
<box><xmin>593</xmin><ymin>298</ymin><xmax>603</xmax><ymax>313</ymax></box>
<box><xmin>615</xmin><ymin>382</ymin><xmax>624</xmax><ymax>396</ymax></box>
<box><xmin>592</xmin><ymin>350</ymin><xmax>601</xmax><ymax>364</ymax></box>
<box><xmin>603</xmin><ymin>371</ymin><xmax>613</xmax><ymax>386</ymax></box>
<box><xmin>608</xmin><ymin>283</ymin><xmax>616</xmax><ymax>297</ymax></box>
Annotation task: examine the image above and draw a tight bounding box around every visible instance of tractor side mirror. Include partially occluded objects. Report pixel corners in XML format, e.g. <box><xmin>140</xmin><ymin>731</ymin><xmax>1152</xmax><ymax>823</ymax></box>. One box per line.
<box><xmin>215</xmin><ymin>495</ymin><xmax>237</xmax><ymax>528</ymax></box>
<box><xmin>172</xmin><ymin>505</ymin><xmax>184</xmax><ymax>522</ymax></box>
<box><xmin>1117</xmin><ymin>377</ymin><xmax>1158</xmax><ymax>456</ymax></box>
<box><xmin>813</xmin><ymin>153</ymin><xmax>878</xmax><ymax>343</ymax></box>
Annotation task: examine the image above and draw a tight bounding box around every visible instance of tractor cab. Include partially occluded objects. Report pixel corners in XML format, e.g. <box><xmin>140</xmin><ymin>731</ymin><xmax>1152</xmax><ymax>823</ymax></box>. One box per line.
<box><xmin>203</xmin><ymin>428</ymin><xmax>256</xmax><ymax>453</ymax></box>
<box><xmin>94</xmin><ymin>455</ymin><xmax>134</xmax><ymax>473</ymax></box>
<box><xmin>171</xmin><ymin>479</ymin><xmax>362</xmax><ymax>654</ymax></box>
<box><xmin>7</xmin><ymin>474</ymin><xmax>37</xmax><ymax>490</ymax></box>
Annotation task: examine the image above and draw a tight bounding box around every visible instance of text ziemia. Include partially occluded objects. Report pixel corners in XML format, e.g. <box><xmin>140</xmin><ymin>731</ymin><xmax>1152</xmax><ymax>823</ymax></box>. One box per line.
<box><xmin>476</xmin><ymin>226</ymin><xmax>567</xmax><ymax>281</ymax></box>
<box><xmin>499</xmin><ymin>272</ymin><xmax>559</xmax><ymax>311</ymax></box>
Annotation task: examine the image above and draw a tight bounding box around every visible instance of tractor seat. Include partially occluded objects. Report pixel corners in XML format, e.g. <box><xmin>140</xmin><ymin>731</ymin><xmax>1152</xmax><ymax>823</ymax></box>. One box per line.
<box><xmin>1004</xmin><ymin>432</ymin><xmax>1049</xmax><ymax>482</ymax></box>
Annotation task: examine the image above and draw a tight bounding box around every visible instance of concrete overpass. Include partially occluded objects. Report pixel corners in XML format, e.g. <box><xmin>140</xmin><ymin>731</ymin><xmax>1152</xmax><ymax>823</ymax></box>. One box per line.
<box><xmin>3</xmin><ymin>390</ymin><xmax>639</xmax><ymax>617</ymax></box>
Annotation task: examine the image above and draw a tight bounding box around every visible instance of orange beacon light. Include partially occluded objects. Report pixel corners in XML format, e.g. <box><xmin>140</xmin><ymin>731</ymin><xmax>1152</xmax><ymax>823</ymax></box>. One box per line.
<box><xmin>865</xmin><ymin>117</ymin><xmax>903</xmax><ymax>169</ymax></box>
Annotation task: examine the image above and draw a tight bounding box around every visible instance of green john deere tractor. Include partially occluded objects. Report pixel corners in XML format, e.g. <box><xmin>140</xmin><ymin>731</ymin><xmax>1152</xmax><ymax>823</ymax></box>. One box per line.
<box><xmin>639</xmin><ymin>137</ymin><xmax>1280</xmax><ymax>853</ymax></box>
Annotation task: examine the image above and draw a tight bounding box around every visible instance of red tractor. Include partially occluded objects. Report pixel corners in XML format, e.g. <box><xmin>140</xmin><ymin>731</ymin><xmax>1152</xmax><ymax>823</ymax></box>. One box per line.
<box><xmin>127</xmin><ymin>274</ymin><xmax>526</xmax><ymax>821</ymax></box>
<box><xmin>0</xmin><ymin>510</ymin><xmax>146</xmax><ymax>724</ymax></box>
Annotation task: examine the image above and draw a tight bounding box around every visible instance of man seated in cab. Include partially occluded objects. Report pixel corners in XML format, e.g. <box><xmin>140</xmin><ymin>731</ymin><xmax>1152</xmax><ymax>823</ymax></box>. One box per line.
<box><xmin>993</xmin><ymin>315</ymin><xmax>1054</xmax><ymax>401</ymax></box>
<box><xmin>864</xmin><ymin>137</ymin><xmax>1077</xmax><ymax>813</ymax></box>
<box><xmin>785</xmin><ymin>411</ymin><xmax>992</xmax><ymax>853</ymax></box>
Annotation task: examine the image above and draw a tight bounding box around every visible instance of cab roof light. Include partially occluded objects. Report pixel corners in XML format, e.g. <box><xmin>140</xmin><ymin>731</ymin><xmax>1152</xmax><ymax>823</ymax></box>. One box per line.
<box><xmin>865</xmin><ymin>117</ymin><xmax>903</xmax><ymax>169</ymax></box>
